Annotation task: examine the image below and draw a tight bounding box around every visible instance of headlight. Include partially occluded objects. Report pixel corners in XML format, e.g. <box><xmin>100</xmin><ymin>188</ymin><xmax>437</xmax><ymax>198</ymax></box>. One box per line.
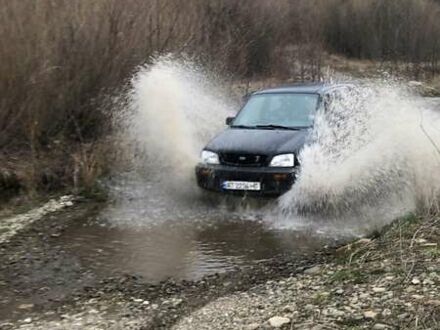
<box><xmin>269</xmin><ymin>153</ymin><xmax>295</xmax><ymax>167</ymax></box>
<box><xmin>201</xmin><ymin>150</ymin><xmax>220</xmax><ymax>164</ymax></box>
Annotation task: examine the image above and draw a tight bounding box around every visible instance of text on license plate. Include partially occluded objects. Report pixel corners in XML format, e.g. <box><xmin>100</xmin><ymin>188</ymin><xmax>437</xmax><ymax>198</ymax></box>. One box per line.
<box><xmin>222</xmin><ymin>181</ymin><xmax>261</xmax><ymax>191</ymax></box>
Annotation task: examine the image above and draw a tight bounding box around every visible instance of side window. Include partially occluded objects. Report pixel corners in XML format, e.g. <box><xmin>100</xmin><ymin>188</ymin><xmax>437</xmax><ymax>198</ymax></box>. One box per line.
<box><xmin>322</xmin><ymin>86</ymin><xmax>357</xmax><ymax>112</ymax></box>
<box><xmin>322</xmin><ymin>87</ymin><xmax>351</xmax><ymax>111</ymax></box>
<box><xmin>322</xmin><ymin>92</ymin><xmax>333</xmax><ymax>112</ymax></box>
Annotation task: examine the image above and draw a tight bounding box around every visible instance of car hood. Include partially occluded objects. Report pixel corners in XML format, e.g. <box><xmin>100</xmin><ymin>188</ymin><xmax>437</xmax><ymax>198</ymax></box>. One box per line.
<box><xmin>205</xmin><ymin>128</ymin><xmax>309</xmax><ymax>155</ymax></box>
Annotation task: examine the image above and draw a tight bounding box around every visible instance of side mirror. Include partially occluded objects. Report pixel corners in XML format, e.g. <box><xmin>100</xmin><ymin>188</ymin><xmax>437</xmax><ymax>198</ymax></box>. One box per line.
<box><xmin>225</xmin><ymin>117</ymin><xmax>235</xmax><ymax>126</ymax></box>
<box><xmin>242</xmin><ymin>92</ymin><xmax>252</xmax><ymax>103</ymax></box>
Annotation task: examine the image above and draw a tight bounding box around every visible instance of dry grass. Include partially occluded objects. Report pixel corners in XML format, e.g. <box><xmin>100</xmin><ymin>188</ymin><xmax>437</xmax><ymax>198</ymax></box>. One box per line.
<box><xmin>0</xmin><ymin>0</ymin><xmax>297</xmax><ymax>149</ymax></box>
<box><xmin>429</xmin><ymin>76</ymin><xmax>440</xmax><ymax>92</ymax></box>
<box><xmin>329</xmin><ymin>213</ymin><xmax>440</xmax><ymax>328</ymax></box>
<box><xmin>338</xmin><ymin>212</ymin><xmax>440</xmax><ymax>273</ymax></box>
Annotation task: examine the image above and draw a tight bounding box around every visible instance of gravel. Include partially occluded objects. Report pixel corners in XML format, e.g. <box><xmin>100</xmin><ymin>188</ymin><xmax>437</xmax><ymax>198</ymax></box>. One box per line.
<box><xmin>171</xmin><ymin>215</ymin><xmax>440</xmax><ymax>330</ymax></box>
<box><xmin>0</xmin><ymin>195</ymin><xmax>74</xmax><ymax>243</ymax></box>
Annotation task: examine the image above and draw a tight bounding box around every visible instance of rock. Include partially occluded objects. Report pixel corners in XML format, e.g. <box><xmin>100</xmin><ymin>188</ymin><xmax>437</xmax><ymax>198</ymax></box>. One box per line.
<box><xmin>282</xmin><ymin>305</ymin><xmax>295</xmax><ymax>313</ymax></box>
<box><xmin>18</xmin><ymin>303</ymin><xmax>34</xmax><ymax>310</ymax></box>
<box><xmin>405</xmin><ymin>286</ymin><xmax>416</xmax><ymax>293</ymax></box>
<box><xmin>304</xmin><ymin>304</ymin><xmax>314</xmax><ymax>311</ymax></box>
<box><xmin>373</xmin><ymin>323</ymin><xmax>388</xmax><ymax>329</ymax></box>
<box><xmin>304</xmin><ymin>265</ymin><xmax>321</xmax><ymax>274</ymax></box>
<box><xmin>310</xmin><ymin>326</ymin><xmax>326</xmax><ymax>330</ymax></box>
<box><xmin>409</xmin><ymin>81</ymin><xmax>423</xmax><ymax>87</ymax></box>
<box><xmin>326</xmin><ymin>308</ymin><xmax>344</xmax><ymax>317</ymax></box>
<box><xmin>268</xmin><ymin>316</ymin><xmax>290</xmax><ymax>328</ymax></box>
<box><xmin>411</xmin><ymin>278</ymin><xmax>421</xmax><ymax>285</ymax></box>
<box><xmin>397</xmin><ymin>313</ymin><xmax>408</xmax><ymax>319</ymax></box>
<box><xmin>245</xmin><ymin>323</ymin><xmax>261</xmax><ymax>330</ymax></box>
<box><xmin>382</xmin><ymin>309</ymin><xmax>392</xmax><ymax>317</ymax></box>
<box><xmin>343</xmin><ymin>306</ymin><xmax>354</xmax><ymax>313</ymax></box>
<box><xmin>363</xmin><ymin>310</ymin><xmax>378</xmax><ymax>319</ymax></box>
<box><xmin>372</xmin><ymin>287</ymin><xmax>386</xmax><ymax>293</ymax></box>
<box><xmin>426</xmin><ymin>300</ymin><xmax>440</xmax><ymax>306</ymax></box>
<box><xmin>23</xmin><ymin>318</ymin><xmax>32</xmax><ymax>323</ymax></box>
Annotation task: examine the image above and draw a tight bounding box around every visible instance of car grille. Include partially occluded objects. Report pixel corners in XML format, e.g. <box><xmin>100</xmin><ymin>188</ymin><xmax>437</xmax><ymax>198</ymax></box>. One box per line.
<box><xmin>220</xmin><ymin>153</ymin><xmax>268</xmax><ymax>167</ymax></box>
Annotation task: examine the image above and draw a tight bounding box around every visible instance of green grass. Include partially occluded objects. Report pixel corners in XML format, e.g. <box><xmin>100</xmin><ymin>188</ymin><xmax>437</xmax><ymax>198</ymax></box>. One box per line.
<box><xmin>422</xmin><ymin>246</ymin><xmax>440</xmax><ymax>258</ymax></box>
<box><xmin>312</xmin><ymin>292</ymin><xmax>332</xmax><ymax>304</ymax></box>
<box><xmin>329</xmin><ymin>269</ymin><xmax>368</xmax><ymax>284</ymax></box>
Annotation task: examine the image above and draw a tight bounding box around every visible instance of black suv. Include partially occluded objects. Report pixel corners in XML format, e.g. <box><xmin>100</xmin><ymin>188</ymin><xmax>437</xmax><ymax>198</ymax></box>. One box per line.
<box><xmin>195</xmin><ymin>83</ymin><xmax>353</xmax><ymax>196</ymax></box>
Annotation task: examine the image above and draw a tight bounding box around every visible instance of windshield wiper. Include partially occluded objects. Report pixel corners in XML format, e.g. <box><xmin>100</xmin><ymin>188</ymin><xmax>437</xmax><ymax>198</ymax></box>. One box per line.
<box><xmin>230</xmin><ymin>125</ymin><xmax>257</xmax><ymax>129</ymax></box>
<box><xmin>255</xmin><ymin>124</ymin><xmax>300</xmax><ymax>130</ymax></box>
<box><xmin>231</xmin><ymin>124</ymin><xmax>307</xmax><ymax>130</ymax></box>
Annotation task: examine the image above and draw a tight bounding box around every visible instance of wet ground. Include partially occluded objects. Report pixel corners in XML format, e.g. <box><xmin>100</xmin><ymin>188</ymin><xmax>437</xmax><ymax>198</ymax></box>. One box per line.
<box><xmin>0</xmin><ymin>197</ymin><xmax>333</xmax><ymax>326</ymax></box>
<box><xmin>56</xmin><ymin>202</ymin><xmax>329</xmax><ymax>282</ymax></box>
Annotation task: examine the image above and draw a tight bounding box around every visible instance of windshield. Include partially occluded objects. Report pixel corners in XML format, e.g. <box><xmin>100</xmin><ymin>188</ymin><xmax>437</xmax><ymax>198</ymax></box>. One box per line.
<box><xmin>232</xmin><ymin>93</ymin><xmax>319</xmax><ymax>129</ymax></box>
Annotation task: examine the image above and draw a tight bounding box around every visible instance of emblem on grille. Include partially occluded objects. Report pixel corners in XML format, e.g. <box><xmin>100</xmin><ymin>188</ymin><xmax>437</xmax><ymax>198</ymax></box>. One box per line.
<box><xmin>239</xmin><ymin>156</ymin><xmax>246</xmax><ymax>161</ymax></box>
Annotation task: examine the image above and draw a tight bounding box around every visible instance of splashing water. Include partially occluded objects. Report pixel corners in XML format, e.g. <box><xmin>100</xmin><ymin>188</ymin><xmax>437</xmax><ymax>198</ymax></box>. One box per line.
<box><xmin>279</xmin><ymin>84</ymin><xmax>440</xmax><ymax>231</ymax></box>
<box><xmin>129</xmin><ymin>56</ymin><xmax>234</xmax><ymax>182</ymax></box>
<box><xmin>113</xmin><ymin>57</ymin><xmax>440</xmax><ymax>233</ymax></box>
<box><xmin>105</xmin><ymin>56</ymin><xmax>249</xmax><ymax>226</ymax></box>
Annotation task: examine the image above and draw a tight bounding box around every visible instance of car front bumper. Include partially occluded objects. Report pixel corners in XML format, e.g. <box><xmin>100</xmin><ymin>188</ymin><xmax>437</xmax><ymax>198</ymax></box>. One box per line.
<box><xmin>195</xmin><ymin>164</ymin><xmax>297</xmax><ymax>197</ymax></box>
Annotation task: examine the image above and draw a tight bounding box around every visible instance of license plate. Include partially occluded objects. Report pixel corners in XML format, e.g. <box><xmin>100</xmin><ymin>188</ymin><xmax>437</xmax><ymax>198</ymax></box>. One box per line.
<box><xmin>222</xmin><ymin>181</ymin><xmax>261</xmax><ymax>191</ymax></box>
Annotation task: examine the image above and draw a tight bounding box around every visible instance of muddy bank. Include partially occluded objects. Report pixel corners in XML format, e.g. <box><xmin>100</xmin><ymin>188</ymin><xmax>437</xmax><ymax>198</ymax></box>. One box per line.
<box><xmin>0</xmin><ymin>195</ymin><xmax>74</xmax><ymax>244</ymax></box>
<box><xmin>174</xmin><ymin>214</ymin><xmax>440</xmax><ymax>329</ymax></box>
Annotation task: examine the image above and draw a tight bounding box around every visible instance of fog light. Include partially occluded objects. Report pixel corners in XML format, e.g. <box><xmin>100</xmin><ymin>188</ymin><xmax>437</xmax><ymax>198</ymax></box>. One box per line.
<box><xmin>273</xmin><ymin>174</ymin><xmax>288</xmax><ymax>181</ymax></box>
<box><xmin>200</xmin><ymin>168</ymin><xmax>211</xmax><ymax>176</ymax></box>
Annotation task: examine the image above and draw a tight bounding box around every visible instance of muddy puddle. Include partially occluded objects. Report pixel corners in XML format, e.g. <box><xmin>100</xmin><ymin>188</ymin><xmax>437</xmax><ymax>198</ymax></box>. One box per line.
<box><xmin>56</xmin><ymin>198</ymin><xmax>335</xmax><ymax>282</ymax></box>
<box><xmin>0</xmin><ymin>195</ymin><xmax>342</xmax><ymax>323</ymax></box>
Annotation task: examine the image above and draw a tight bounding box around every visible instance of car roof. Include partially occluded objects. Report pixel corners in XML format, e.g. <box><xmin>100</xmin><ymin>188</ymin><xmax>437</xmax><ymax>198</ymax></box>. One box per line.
<box><xmin>252</xmin><ymin>82</ymin><xmax>354</xmax><ymax>96</ymax></box>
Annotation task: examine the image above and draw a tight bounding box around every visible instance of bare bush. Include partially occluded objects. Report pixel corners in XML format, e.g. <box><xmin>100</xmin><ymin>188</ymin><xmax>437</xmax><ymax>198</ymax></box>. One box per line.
<box><xmin>323</xmin><ymin>0</ymin><xmax>440</xmax><ymax>77</ymax></box>
<box><xmin>0</xmin><ymin>0</ymin><xmax>283</xmax><ymax>150</ymax></box>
